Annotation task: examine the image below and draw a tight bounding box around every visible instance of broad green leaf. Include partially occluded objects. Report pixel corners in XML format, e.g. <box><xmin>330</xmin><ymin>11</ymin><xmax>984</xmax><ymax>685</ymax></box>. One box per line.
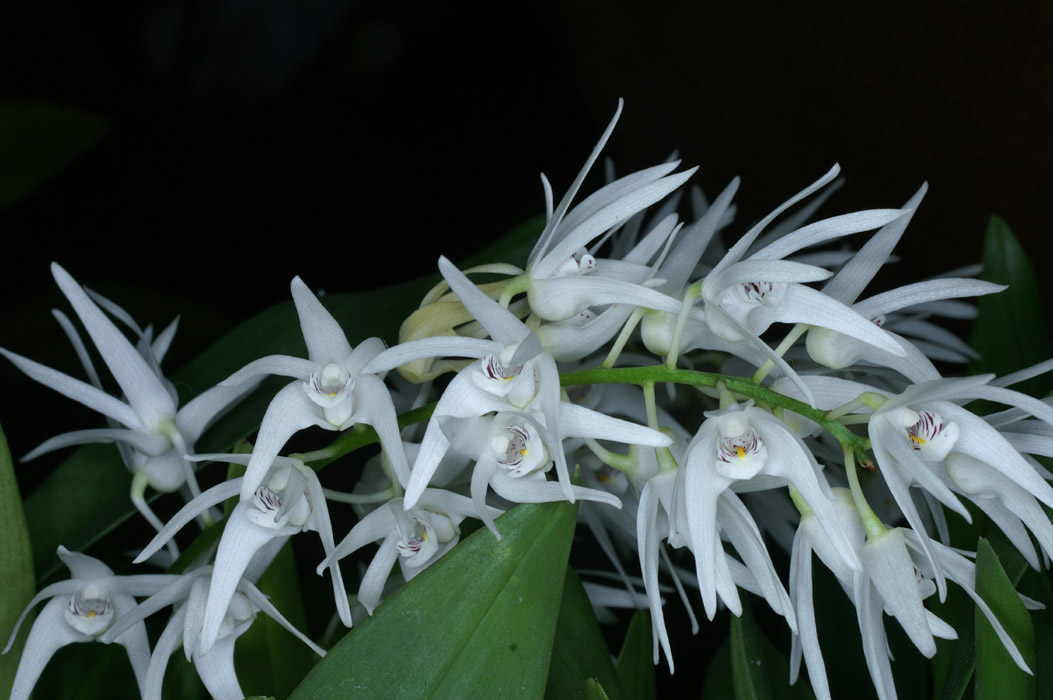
<box><xmin>728</xmin><ymin>599</ymin><xmax>815</xmax><ymax>700</ymax></box>
<box><xmin>544</xmin><ymin>568</ymin><xmax>625</xmax><ymax>700</ymax></box>
<box><xmin>730</xmin><ymin>601</ymin><xmax>774</xmax><ymax>700</ymax></box>
<box><xmin>701</xmin><ymin>639</ymin><xmax>734</xmax><ymax>700</ymax></box>
<box><xmin>288</xmin><ymin>498</ymin><xmax>578</xmax><ymax>699</ymax></box>
<box><xmin>585</xmin><ymin>678</ymin><xmax>614</xmax><ymax>700</ymax></box>
<box><xmin>24</xmin><ymin>217</ymin><xmax>543</xmax><ymax>584</ymax></box>
<box><xmin>0</xmin><ymin>423</ymin><xmax>34</xmax><ymax>698</ymax></box>
<box><xmin>937</xmin><ymin>527</ymin><xmax>1031</xmax><ymax>700</ymax></box>
<box><xmin>0</xmin><ymin>101</ymin><xmax>109</xmax><ymax>209</ymax></box>
<box><xmin>235</xmin><ymin>542</ymin><xmax>318</xmax><ymax>699</ymax></box>
<box><xmin>975</xmin><ymin>537</ymin><xmax>1035</xmax><ymax>700</ymax></box>
<box><xmin>970</xmin><ymin>215</ymin><xmax>1053</xmax><ymax>395</ymax></box>
<box><xmin>615</xmin><ymin>610</ymin><xmax>657</xmax><ymax>700</ymax></box>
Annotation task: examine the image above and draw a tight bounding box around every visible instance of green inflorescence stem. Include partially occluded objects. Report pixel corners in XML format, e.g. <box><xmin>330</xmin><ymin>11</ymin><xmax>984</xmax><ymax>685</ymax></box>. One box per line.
<box><xmin>559</xmin><ymin>365</ymin><xmax>871</xmax><ymax>461</ymax></box>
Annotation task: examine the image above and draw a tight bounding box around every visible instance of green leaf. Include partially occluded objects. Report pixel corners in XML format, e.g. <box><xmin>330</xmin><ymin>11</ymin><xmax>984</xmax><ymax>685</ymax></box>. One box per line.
<box><xmin>0</xmin><ymin>101</ymin><xmax>109</xmax><ymax>209</ymax></box>
<box><xmin>585</xmin><ymin>678</ymin><xmax>614</xmax><ymax>700</ymax></box>
<box><xmin>288</xmin><ymin>498</ymin><xmax>578</xmax><ymax>699</ymax></box>
<box><xmin>726</xmin><ymin>599</ymin><xmax>815</xmax><ymax>700</ymax></box>
<box><xmin>970</xmin><ymin>215</ymin><xmax>1053</xmax><ymax>395</ymax></box>
<box><xmin>544</xmin><ymin>568</ymin><xmax>625</xmax><ymax>700</ymax></box>
<box><xmin>937</xmin><ymin>527</ymin><xmax>1032</xmax><ymax>700</ymax></box>
<box><xmin>235</xmin><ymin>542</ymin><xmax>318</xmax><ymax>699</ymax></box>
<box><xmin>0</xmin><ymin>423</ymin><xmax>34</xmax><ymax>698</ymax></box>
<box><xmin>730</xmin><ymin>601</ymin><xmax>774</xmax><ymax>700</ymax></box>
<box><xmin>974</xmin><ymin>537</ymin><xmax>1035</xmax><ymax>700</ymax></box>
<box><xmin>615</xmin><ymin>610</ymin><xmax>657</xmax><ymax>700</ymax></box>
<box><xmin>701</xmin><ymin>639</ymin><xmax>734</xmax><ymax>700</ymax></box>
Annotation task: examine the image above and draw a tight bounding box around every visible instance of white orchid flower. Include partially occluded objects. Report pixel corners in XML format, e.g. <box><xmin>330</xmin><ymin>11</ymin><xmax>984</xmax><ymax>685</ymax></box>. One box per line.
<box><xmin>100</xmin><ymin>566</ymin><xmax>325</xmax><ymax>700</ymax></box>
<box><xmin>0</xmin><ymin>263</ymin><xmax>258</xmax><ymax>537</ymax></box>
<box><xmin>364</xmin><ymin>255</ymin><xmax>586</xmax><ymax>507</ymax></box>
<box><xmin>677</xmin><ymin>401</ymin><xmax>861</xmax><ymax>622</ymax></box>
<box><xmin>318</xmin><ymin>488</ymin><xmax>501</xmax><ymax>614</ymax></box>
<box><xmin>437</xmin><ymin>404</ymin><xmax>673</xmax><ymax>538</ymax></box>
<box><xmin>3</xmin><ymin>546</ymin><xmax>179</xmax><ymax>700</ymax></box>
<box><xmin>135</xmin><ymin>453</ymin><xmax>347</xmax><ymax>652</ymax></box>
<box><xmin>220</xmin><ymin>275</ymin><xmax>408</xmax><ymax>501</ymax></box>
<box><xmin>523</xmin><ymin>99</ymin><xmax>695</xmax><ymax>324</ymax></box>
<box><xmin>868</xmin><ymin>374</ymin><xmax>1053</xmax><ymax>597</ymax></box>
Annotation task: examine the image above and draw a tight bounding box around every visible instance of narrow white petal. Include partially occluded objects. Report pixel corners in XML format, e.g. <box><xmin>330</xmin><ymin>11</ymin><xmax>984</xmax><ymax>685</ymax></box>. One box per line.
<box><xmin>529</xmin><ymin>276</ymin><xmax>681</xmax><ymax>322</ymax></box>
<box><xmin>658</xmin><ymin>178</ymin><xmax>740</xmax><ymax>294</ymax></box>
<box><xmin>239</xmin><ymin>381</ymin><xmax>328</xmax><ymax>502</ymax></box>
<box><xmin>240</xmin><ymin>581</ymin><xmax>326</xmax><ymax>655</ymax></box>
<box><xmin>321</xmin><ymin>503</ymin><xmax>398</xmax><ymax>568</ymax></box>
<box><xmin>773</xmin><ymin>285</ymin><xmax>905</xmax><ymax>356</ymax></box>
<box><xmin>290</xmin><ymin>276</ymin><xmax>353</xmax><ymax>364</ymax></box>
<box><xmin>361</xmin><ymin>337</ymin><xmax>498</xmax><ymax>375</ymax></box>
<box><xmin>529</xmin><ymin>99</ymin><xmax>624</xmax><ymax>266</ymax></box>
<box><xmin>750</xmin><ymin>209</ymin><xmax>907</xmax><ymax>262</ymax></box>
<box><xmin>822</xmin><ymin>183</ymin><xmax>927</xmax><ymax>303</ymax></box>
<box><xmin>854</xmin><ymin>279</ymin><xmax>1006</xmax><ymax>319</ymax></box>
<box><xmin>710</xmin><ymin>164</ymin><xmax>841</xmax><ymax>279</ymax></box>
<box><xmin>219</xmin><ymin>354</ymin><xmax>318</xmax><ymax>386</ymax></box>
<box><xmin>439</xmin><ymin>256</ymin><xmax>530</xmax><ymax>346</ymax></box>
<box><xmin>358</xmin><ymin>533</ymin><xmax>400</xmax><ymax>615</ymax></box>
<box><xmin>351</xmin><ymin>374</ymin><xmax>412</xmax><ymax>486</ymax></box>
<box><xmin>197</xmin><ymin>510</ymin><xmax>290</xmax><ymax>654</ymax></box>
<box><xmin>134</xmin><ymin>479</ymin><xmax>242</xmax><ymax>563</ymax></box>
<box><xmin>194</xmin><ymin>631</ymin><xmax>245</xmax><ymax>700</ymax></box>
<box><xmin>534</xmin><ymin>166</ymin><xmax>698</xmax><ymax>279</ymax></box>
<box><xmin>559</xmin><ymin>402</ymin><xmax>671</xmax><ymax>447</ymax></box>
<box><xmin>1</xmin><ymin>347</ymin><xmax>142</xmax><ymax>429</ymax></box>
<box><xmin>176</xmin><ymin>380</ymin><xmax>262</xmax><ymax>443</ymax></box>
<box><xmin>142</xmin><ymin>607</ymin><xmax>185</xmax><ymax>700</ymax></box>
<box><xmin>488</xmin><ymin>470</ymin><xmax>622</xmax><ymax>510</ymax></box>
<box><xmin>51</xmin><ymin>264</ymin><xmax>175</xmax><ymax>425</ymax></box>
<box><xmin>9</xmin><ymin>597</ymin><xmax>91</xmax><ymax>700</ymax></box>
<box><xmin>3</xmin><ymin>580</ymin><xmax>81</xmax><ymax>654</ymax></box>
<box><xmin>23</xmin><ymin>427</ymin><xmax>169</xmax><ymax>462</ymax></box>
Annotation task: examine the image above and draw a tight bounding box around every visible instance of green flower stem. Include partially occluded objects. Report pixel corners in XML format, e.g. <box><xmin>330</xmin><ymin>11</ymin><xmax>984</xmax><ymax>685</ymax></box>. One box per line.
<box><xmin>843</xmin><ymin>447</ymin><xmax>885</xmax><ymax>539</ymax></box>
<box><xmin>560</xmin><ymin>365</ymin><xmax>871</xmax><ymax>461</ymax></box>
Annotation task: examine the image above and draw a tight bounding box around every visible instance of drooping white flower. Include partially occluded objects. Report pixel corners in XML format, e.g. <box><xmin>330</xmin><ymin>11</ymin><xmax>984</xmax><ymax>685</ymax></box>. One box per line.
<box><xmin>0</xmin><ymin>263</ymin><xmax>258</xmax><ymax>535</ymax></box>
<box><xmin>868</xmin><ymin>375</ymin><xmax>1053</xmax><ymax>597</ymax></box>
<box><xmin>220</xmin><ymin>276</ymin><xmax>409</xmax><ymax>501</ymax></box>
<box><xmin>100</xmin><ymin>566</ymin><xmax>325</xmax><ymax>700</ymax></box>
<box><xmin>523</xmin><ymin>100</ymin><xmax>695</xmax><ymax>324</ymax></box>
<box><xmin>439</xmin><ymin>404</ymin><xmax>671</xmax><ymax>538</ymax></box>
<box><xmin>318</xmin><ymin>488</ymin><xmax>500</xmax><ymax>614</ymax></box>
<box><xmin>135</xmin><ymin>453</ymin><xmax>347</xmax><ymax>652</ymax></box>
<box><xmin>3</xmin><ymin>546</ymin><xmax>178</xmax><ymax>700</ymax></box>
<box><xmin>678</xmin><ymin>401</ymin><xmax>861</xmax><ymax>622</ymax></box>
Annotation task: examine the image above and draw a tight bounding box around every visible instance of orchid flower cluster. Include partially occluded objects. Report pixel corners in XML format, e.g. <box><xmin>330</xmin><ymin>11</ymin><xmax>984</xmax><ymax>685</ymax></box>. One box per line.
<box><xmin>4</xmin><ymin>100</ymin><xmax>1051</xmax><ymax>700</ymax></box>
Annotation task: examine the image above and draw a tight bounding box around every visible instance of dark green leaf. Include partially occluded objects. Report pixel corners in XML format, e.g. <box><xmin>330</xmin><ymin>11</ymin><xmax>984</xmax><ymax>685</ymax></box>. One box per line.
<box><xmin>615</xmin><ymin>610</ymin><xmax>657</xmax><ymax>700</ymax></box>
<box><xmin>937</xmin><ymin>526</ymin><xmax>1031</xmax><ymax>700</ymax></box>
<box><xmin>288</xmin><ymin>498</ymin><xmax>578</xmax><ymax>699</ymax></box>
<box><xmin>970</xmin><ymin>215</ymin><xmax>1053</xmax><ymax>396</ymax></box>
<box><xmin>727</xmin><ymin>599</ymin><xmax>815</xmax><ymax>700</ymax></box>
<box><xmin>0</xmin><ymin>423</ymin><xmax>34</xmax><ymax>698</ymax></box>
<box><xmin>585</xmin><ymin>678</ymin><xmax>614</xmax><ymax>700</ymax></box>
<box><xmin>544</xmin><ymin>568</ymin><xmax>625</xmax><ymax>700</ymax></box>
<box><xmin>974</xmin><ymin>537</ymin><xmax>1035</xmax><ymax>700</ymax></box>
<box><xmin>701</xmin><ymin>639</ymin><xmax>734</xmax><ymax>700</ymax></box>
<box><xmin>0</xmin><ymin>101</ymin><xmax>109</xmax><ymax>209</ymax></box>
<box><xmin>730</xmin><ymin>602</ymin><xmax>774</xmax><ymax>700</ymax></box>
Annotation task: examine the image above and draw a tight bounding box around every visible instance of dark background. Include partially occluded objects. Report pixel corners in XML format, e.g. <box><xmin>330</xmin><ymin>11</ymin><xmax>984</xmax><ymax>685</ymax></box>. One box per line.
<box><xmin>4</xmin><ymin>0</ymin><xmax>1051</xmax><ymax>448</ymax></box>
<box><xmin>0</xmin><ymin>2</ymin><xmax>1050</xmax><ymax>695</ymax></box>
